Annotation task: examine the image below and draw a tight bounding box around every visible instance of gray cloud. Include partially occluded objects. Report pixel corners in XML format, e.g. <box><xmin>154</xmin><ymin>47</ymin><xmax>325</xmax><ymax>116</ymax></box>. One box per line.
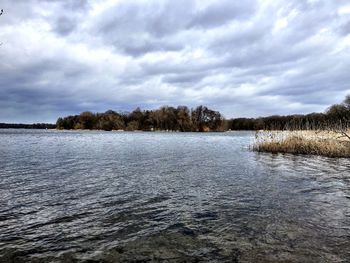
<box><xmin>188</xmin><ymin>0</ymin><xmax>256</xmax><ymax>29</ymax></box>
<box><xmin>341</xmin><ymin>20</ymin><xmax>350</xmax><ymax>35</ymax></box>
<box><xmin>162</xmin><ymin>72</ymin><xmax>209</xmax><ymax>85</ymax></box>
<box><xmin>53</xmin><ymin>16</ymin><xmax>78</xmax><ymax>36</ymax></box>
<box><xmin>0</xmin><ymin>0</ymin><xmax>350</xmax><ymax>123</ymax></box>
<box><xmin>93</xmin><ymin>0</ymin><xmax>257</xmax><ymax>56</ymax></box>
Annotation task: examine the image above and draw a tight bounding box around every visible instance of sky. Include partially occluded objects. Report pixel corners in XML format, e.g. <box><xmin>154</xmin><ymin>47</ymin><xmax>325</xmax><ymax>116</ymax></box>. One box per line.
<box><xmin>0</xmin><ymin>0</ymin><xmax>350</xmax><ymax>123</ymax></box>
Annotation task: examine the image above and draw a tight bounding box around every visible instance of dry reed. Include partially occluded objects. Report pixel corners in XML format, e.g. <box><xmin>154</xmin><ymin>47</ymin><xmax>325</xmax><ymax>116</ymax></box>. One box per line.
<box><xmin>253</xmin><ymin>130</ymin><xmax>350</xmax><ymax>158</ymax></box>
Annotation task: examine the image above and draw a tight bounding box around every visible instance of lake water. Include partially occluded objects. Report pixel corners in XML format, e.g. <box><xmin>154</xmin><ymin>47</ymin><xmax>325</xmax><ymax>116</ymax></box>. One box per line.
<box><xmin>0</xmin><ymin>130</ymin><xmax>350</xmax><ymax>262</ymax></box>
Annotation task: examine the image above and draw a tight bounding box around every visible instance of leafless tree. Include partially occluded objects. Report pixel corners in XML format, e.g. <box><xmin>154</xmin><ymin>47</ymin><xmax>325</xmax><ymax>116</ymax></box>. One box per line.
<box><xmin>0</xmin><ymin>9</ymin><xmax>3</xmax><ymax>45</ymax></box>
<box><xmin>331</xmin><ymin>122</ymin><xmax>350</xmax><ymax>141</ymax></box>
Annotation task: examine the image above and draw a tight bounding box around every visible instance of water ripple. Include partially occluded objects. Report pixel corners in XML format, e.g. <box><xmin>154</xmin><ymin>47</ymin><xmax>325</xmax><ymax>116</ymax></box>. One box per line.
<box><xmin>0</xmin><ymin>130</ymin><xmax>350</xmax><ymax>262</ymax></box>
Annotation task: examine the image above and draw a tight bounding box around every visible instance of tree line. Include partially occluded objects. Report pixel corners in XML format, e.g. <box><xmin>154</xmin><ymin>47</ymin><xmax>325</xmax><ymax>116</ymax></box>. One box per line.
<box><xmin>1</xmin><ymin>95</ymin><xmax>349</xmax><ymax>131</ymax></box>
<box><xmin>0</xmin><ymin>123</ymin><xmax>56</xmax><ymax>129</ymax></box>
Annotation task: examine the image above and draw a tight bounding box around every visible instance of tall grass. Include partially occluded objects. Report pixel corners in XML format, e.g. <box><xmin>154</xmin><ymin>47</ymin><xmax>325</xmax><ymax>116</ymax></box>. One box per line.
<box><xmin>253</xmin><ymin>130</ymin><xmax>350</xmax><ymax>158</ymax></box>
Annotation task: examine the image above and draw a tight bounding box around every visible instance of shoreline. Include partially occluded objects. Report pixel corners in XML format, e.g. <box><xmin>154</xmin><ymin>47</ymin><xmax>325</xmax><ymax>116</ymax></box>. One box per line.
<box><xmin>253</xmin><ymin>130</ymin><xmax>350</xmax><ymax>158</ymax></box>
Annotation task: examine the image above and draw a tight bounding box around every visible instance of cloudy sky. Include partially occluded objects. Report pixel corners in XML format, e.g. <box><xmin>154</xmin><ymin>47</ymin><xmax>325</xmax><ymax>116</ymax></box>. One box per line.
<box><xmin>0</xmin><ymin>0</ymin><xmax>350</xmax><ymax>123</ymax></box>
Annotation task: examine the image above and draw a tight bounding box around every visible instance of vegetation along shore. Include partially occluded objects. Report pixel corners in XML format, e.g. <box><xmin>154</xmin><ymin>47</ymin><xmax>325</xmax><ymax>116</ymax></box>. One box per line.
<box><xmin>253</xmin><ymin>95</ymin><xmax>350</xmax><ymax>158</ymax></box>
<box><xmin>253</xmin><ymin>130</ymin><xmax>350</xmax><ymax>158</ymax></box>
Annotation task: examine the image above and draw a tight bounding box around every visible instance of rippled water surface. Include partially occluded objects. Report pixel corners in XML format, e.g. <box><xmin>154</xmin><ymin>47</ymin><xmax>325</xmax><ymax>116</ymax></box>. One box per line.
<box><xmin>1</xmin><ymin>130</ymin><xmax>350</xmax><ymax>262</ymax></box>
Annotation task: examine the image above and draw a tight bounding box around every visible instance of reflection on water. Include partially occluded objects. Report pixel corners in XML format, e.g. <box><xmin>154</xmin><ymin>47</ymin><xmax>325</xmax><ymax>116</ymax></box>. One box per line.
<box><xmin>0</xmin><ymin>130</ymin><xmax>349</xmax><ymax>262</ymax></box>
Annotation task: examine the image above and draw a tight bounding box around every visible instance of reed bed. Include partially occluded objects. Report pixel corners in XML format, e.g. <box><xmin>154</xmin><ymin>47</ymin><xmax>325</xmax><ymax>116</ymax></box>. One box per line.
<box><xmin>253</xmin><ymin>130</ymin><xmax>350</xmax><ymax>158</ymax></box>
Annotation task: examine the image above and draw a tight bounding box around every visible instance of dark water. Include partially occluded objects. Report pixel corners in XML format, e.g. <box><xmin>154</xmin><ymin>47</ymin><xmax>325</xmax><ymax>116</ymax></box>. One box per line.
<box><xmin>0</xmin><ymin>130</ymin><xmax>350</xmax><ymax>262</ymax></box>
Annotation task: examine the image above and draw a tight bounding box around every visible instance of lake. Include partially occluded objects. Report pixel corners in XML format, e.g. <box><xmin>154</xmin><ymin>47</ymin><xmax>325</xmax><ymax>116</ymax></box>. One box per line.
<box><xmin>0</xmin><ymin>130</ymin><xmax>350</xmax><ymax>262</ymax></box>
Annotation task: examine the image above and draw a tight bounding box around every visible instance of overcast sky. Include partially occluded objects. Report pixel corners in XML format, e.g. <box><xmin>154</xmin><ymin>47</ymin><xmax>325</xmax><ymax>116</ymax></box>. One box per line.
<box><xmin>0</xmin><ymin>0</ymin><xmax>350</xmax><ymax>123</ymax></box>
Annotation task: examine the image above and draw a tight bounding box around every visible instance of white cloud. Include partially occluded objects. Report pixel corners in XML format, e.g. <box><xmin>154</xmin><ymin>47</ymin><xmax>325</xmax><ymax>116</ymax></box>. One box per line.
<box><xmin>0</xmin><ymin>0</ymin><xmax>349</xmax><ymax>122</ymax></box>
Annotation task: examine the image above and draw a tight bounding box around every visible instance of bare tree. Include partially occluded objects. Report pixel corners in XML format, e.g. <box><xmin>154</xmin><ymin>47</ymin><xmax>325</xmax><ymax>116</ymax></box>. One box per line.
<box><xmin>330</xmin><ymin>121</ymin><xmax>350</xmax><ymax>141</ymax></box>
<box><xmin>0</xmin><ymin>9</ymin><xmax>3</xmax><ymax>45</ymax></box>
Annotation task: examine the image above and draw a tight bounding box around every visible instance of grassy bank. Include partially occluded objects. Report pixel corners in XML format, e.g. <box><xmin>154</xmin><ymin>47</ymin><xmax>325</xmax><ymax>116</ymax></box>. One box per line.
<box><xmin>253</xmin><ymin>130</ymin><xmax>350</xmax><ymax>158</ymax></box>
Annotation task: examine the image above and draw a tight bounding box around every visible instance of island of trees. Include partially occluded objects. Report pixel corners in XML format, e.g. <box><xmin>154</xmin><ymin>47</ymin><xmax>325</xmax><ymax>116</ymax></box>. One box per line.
<box><xmin>55</xmin><ymin>95</ymin><xmax>350</xmax><ymax>132</ymax></box>
<box><xmin>56</xmin><ymin>105</ymin><xmax>224</xmax><ymax>132</ymax></box>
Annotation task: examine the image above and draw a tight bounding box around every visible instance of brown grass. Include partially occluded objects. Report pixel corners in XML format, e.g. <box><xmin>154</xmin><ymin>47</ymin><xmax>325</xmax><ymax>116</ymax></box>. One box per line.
<box><xmin>253</xmin><ymin>131</ymin><xmax>350</xmax><ymax>158</ymax></box>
